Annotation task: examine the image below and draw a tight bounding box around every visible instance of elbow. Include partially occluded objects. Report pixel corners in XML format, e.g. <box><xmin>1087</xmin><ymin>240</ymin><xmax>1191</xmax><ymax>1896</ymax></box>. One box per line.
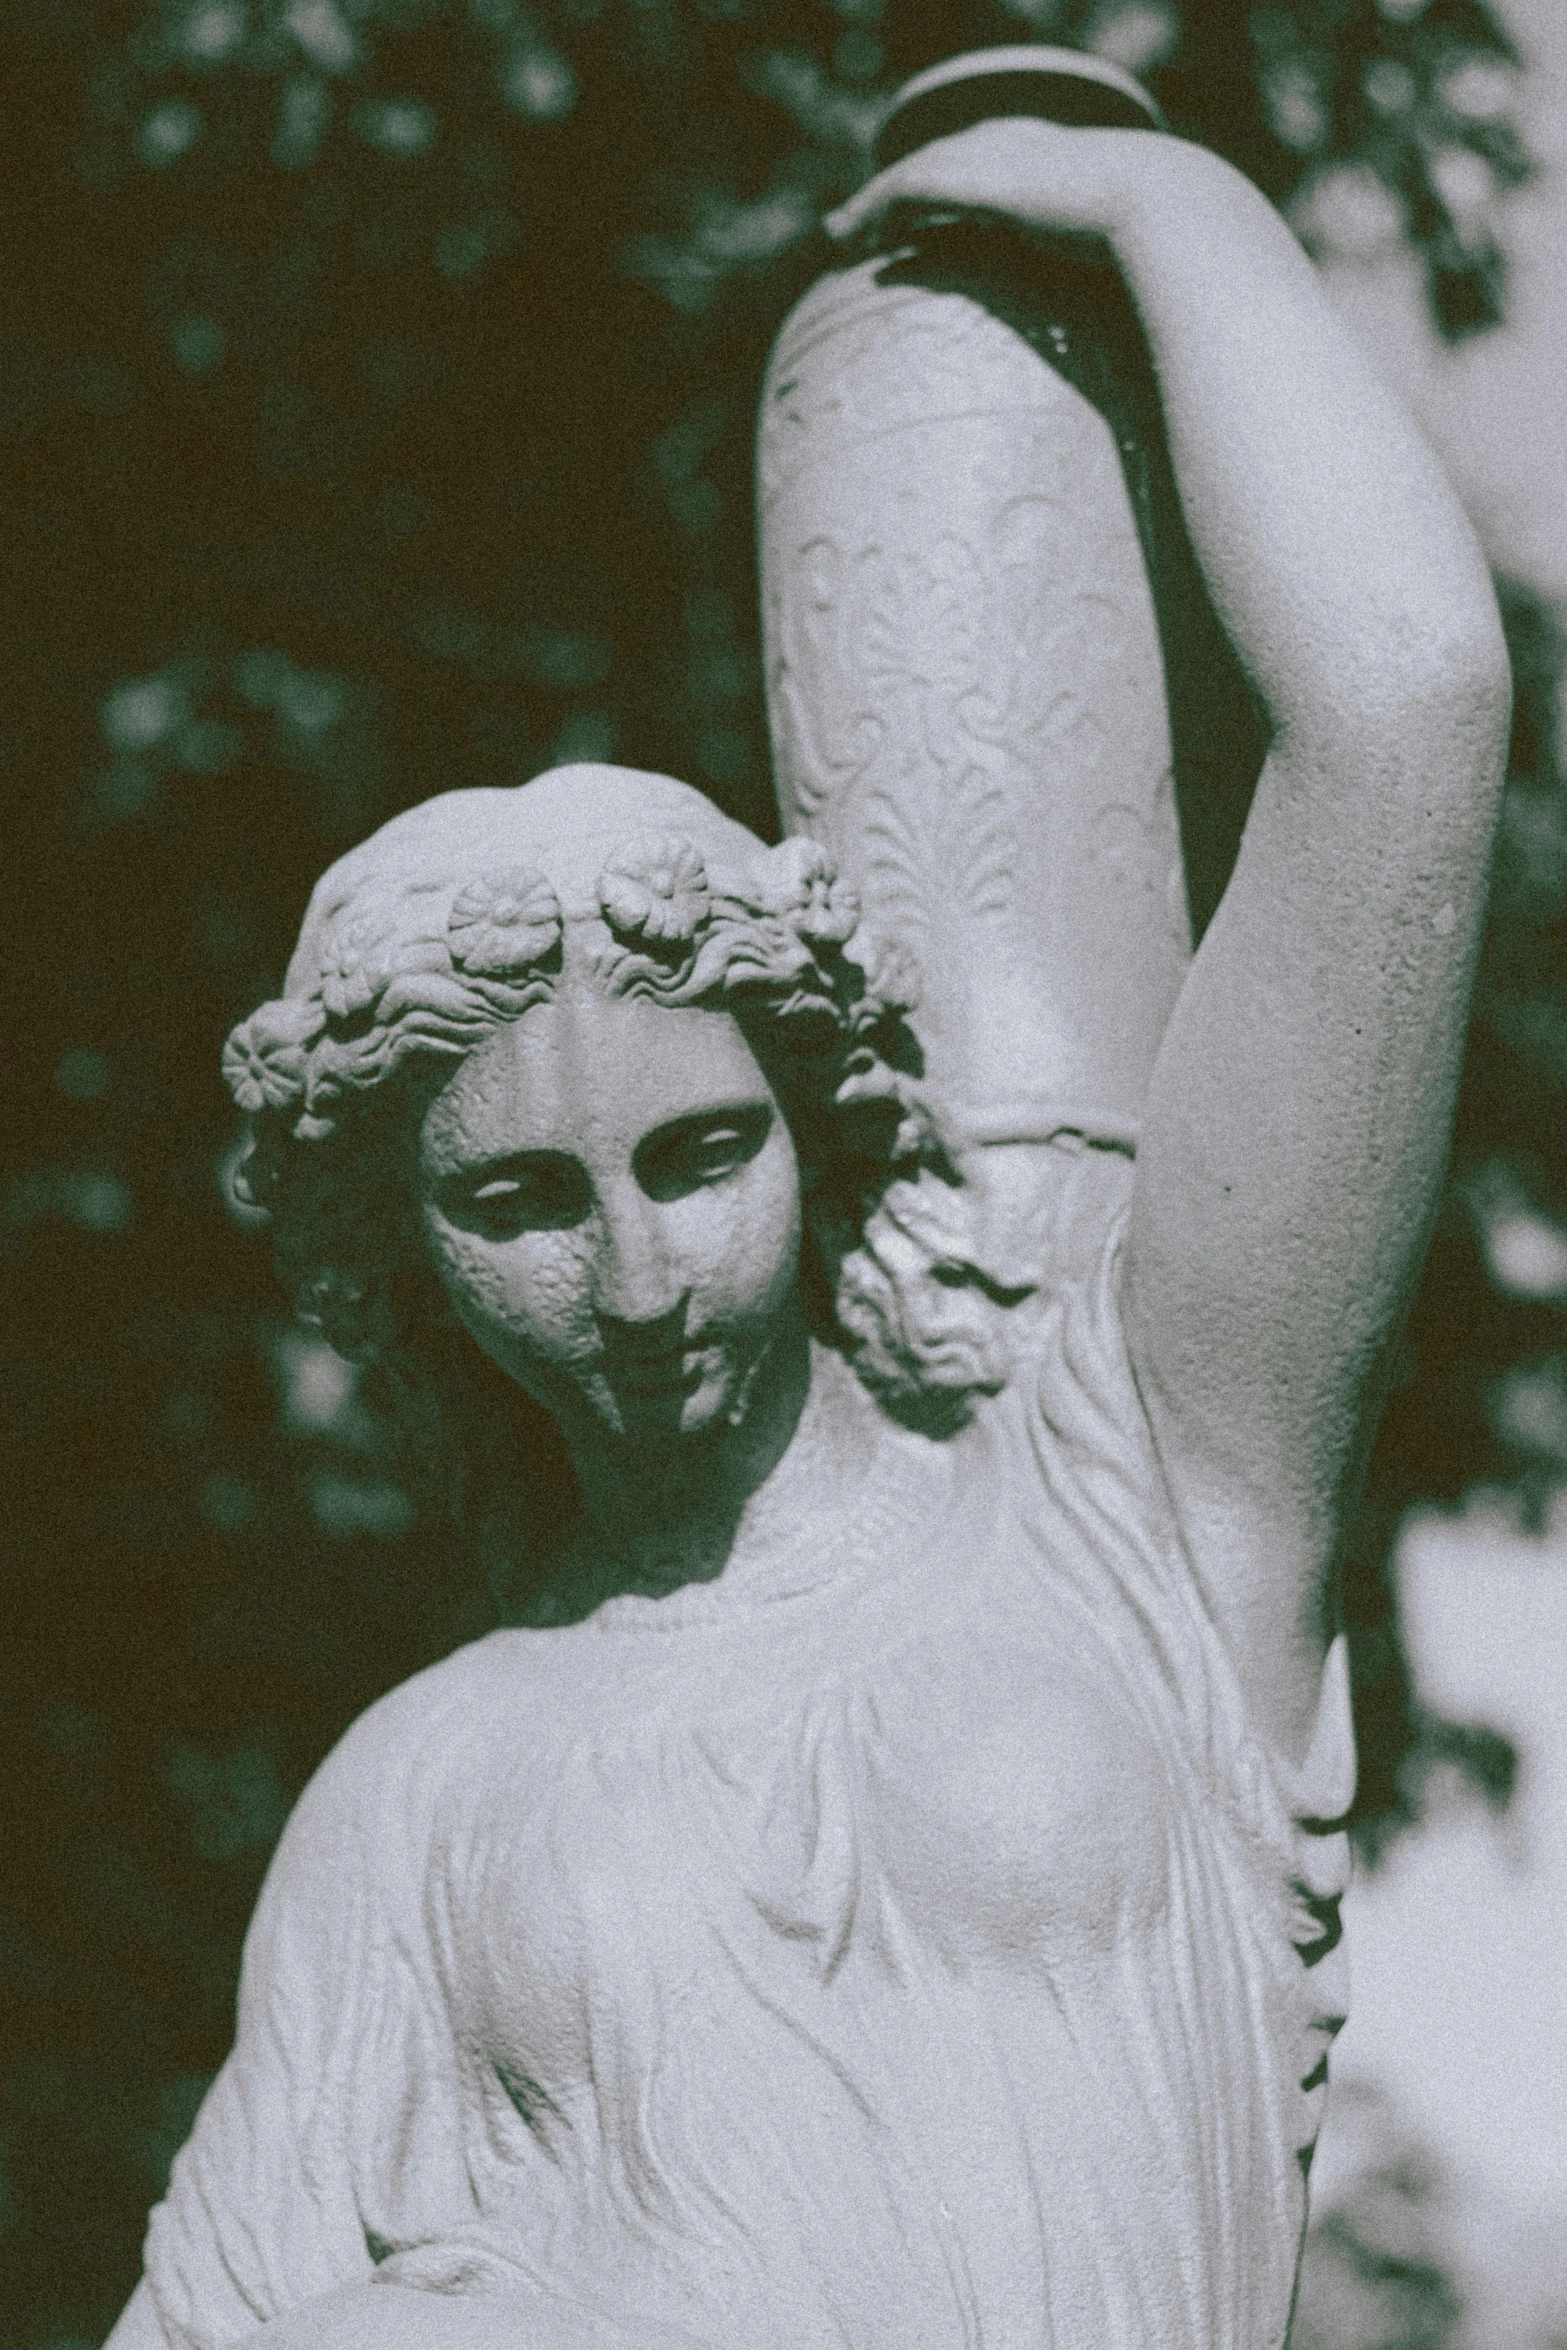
<box><xmin>1404</xmin><ymin>549</ymin><xmax>1511</xmax><ymax>725</ymax></box>
<box><xmin>1471</xmin><ymin>614</ymin><xmax>1513</xmax><ymax>749</ymax></box>
<box><xmin>1404</xmin><ymin>609</ymin><xmax>1512</xmax><ymax>785</ymax></box>
<box><xmin>1388</xmin><ymin>482</ymin><xmax>1512</xmax><ymax>736</ymax></box>
<box><xmin>1423</xmin><ymin>593</ymin><xmax>1511</xmax><ymax>731</ymax></box>
<box><xmin>1271</xmin><ymin>569</ymin><xmax>1511</xmax><ymax>766</ymax></box>
<box><xmin>1304</xmin><ymin>601</ymin><xmax>1512</xmax><ymax>782</ymax></box>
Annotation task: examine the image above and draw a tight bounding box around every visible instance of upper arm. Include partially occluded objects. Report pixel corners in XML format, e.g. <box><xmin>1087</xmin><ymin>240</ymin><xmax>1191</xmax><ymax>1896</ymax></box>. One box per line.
<box><xmin>136</xmin><ymin>1741</ymin><xmax>386</xmax><ymax>2345</ymax></box>
<box><xmin>1123</xmin><ymin>646</ymin><xmax>1509</xmax><ymax>1758</ymax></box>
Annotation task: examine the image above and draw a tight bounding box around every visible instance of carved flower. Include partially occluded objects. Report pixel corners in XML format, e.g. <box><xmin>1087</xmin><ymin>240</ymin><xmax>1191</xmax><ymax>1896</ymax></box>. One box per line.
<box><xmin>760</xmin><ymin>836</ymin><xmax>858</xmax><ymax>946</ymax></box>
<box><xmin>320</xmin><ymin>907</ymin><xmax>402</xmax><ymax>1022</ymax></box>
<box><xmin>598</xmin><ymin>836</ymin><xmax>710</xmax><ymax>945</ymax></box>
<box><xmin>221</xmin><ymin>997</ymin><xmax>327</xmax><ymax>1115</ymax></box>
<box><xmin>447</xmin><ymin>867</ymin><xmax>561</xmax><ymax>977</ymax></box>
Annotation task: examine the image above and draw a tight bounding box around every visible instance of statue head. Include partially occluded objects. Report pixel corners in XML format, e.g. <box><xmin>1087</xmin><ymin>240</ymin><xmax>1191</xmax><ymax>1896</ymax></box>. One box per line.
<box><xmin>223</xmin><ymin>765</ymin><xmax>978</xmax><ymax>1495</ymax></box>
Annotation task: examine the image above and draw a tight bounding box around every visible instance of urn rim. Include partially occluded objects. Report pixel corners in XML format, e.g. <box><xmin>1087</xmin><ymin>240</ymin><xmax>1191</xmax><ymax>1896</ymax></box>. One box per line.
<box><xmin>874</xmin><ymin>44</ymin><xmax>1165</xmax><ymax>172</ymax></box>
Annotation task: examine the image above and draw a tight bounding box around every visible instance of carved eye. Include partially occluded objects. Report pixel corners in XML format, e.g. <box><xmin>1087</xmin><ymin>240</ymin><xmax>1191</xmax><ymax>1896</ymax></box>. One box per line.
<box><xmin>635</xmin><ymin>1105</ymin><xmax>774</xmax><ymax>1204</ymax></box>
<box><xmin>451</xmin><ymin>1158</ymin><xmax>590</xmax><ymax>1234</ymax></box>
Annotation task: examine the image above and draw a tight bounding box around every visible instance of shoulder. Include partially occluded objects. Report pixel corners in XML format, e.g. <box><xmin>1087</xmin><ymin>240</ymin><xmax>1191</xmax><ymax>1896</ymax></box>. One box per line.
<box><xmin>232</xmin><ymin>1636</ymin><xmax>574</xmax><ymax>2083</ymax></box>
<box><xmin>319</xmin><ymin>1628</ymin><xmax>541</xmax><ymax>1771</ymax></box>
<box><xmin>258</xmin><ymin>1631</ymin><xmax>567</xmax><ymax>1944</ymax></box>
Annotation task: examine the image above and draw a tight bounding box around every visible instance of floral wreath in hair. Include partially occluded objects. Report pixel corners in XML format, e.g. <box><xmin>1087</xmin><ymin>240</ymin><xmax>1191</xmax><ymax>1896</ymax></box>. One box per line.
<box><xmin>219</xmin><ymin>831</ymin><xmax>1112</xmax><ymax>1431</ymax></box>
<box><xmin>222</xmin><ymin>830</ymin><xmax>933</xmax><ymax>1192</ymax></box>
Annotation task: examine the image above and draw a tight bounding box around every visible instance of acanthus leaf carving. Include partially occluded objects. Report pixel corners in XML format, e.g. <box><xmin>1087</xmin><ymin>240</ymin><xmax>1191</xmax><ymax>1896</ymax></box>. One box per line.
<box><xmin>860</xmin><ymin>783</ymin><xmax>930</xmax><ymax>1014</ymax></box>
<box><xmin>952</xmin><ymin>762</ymin><xmax>1017</xmax><ymax>924</ymax></box>
<box><xmin>769</xmin><ymin>539</ymin><xmax>886</xmax><ymax>819</ymax></box>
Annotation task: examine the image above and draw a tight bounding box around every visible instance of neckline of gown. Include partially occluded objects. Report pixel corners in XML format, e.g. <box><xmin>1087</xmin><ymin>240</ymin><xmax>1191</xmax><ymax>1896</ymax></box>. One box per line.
<box><xmin>582</xmin><ymin>1355</ymin><xmax>951</xmax><ymax>1634</ymax></box>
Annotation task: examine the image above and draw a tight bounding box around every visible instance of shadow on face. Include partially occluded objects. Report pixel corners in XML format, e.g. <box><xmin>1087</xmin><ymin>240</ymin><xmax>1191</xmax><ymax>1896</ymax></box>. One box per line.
<box><xmin>412</xmin><ymin>986</ymin><xmax>805</xmax><ymax>1447</ymax></box>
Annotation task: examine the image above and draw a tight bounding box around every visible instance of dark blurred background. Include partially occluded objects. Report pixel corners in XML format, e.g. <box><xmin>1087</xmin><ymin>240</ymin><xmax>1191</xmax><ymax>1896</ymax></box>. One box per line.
<box><xmin>2</xmin><ymin>1</ymin><xmax>1563</xmax><ymax>2341</ymax></box>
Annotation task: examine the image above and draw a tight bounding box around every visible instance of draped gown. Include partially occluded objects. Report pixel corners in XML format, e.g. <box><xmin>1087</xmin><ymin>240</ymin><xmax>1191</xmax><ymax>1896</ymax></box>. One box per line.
<box><xmin>138</xmin><ymin>1186</ymin><xmax>1353</xmax><ymax>2350</ymax></box>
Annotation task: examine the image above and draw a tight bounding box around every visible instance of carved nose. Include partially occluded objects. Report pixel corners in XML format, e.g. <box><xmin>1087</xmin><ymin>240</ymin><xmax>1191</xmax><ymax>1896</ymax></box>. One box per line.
<box><xmin>590</xmin><ymin>1197</ymin><xmax>686</xmax><ymax>1334</ymax></box>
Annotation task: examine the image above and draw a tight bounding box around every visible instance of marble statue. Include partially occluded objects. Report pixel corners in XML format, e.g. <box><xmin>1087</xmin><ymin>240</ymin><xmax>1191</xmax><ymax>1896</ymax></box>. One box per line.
<box><xmin>105</xmin><ymin>46</ymin><xmax>1510</xmax><ymax>2350</ymax></box>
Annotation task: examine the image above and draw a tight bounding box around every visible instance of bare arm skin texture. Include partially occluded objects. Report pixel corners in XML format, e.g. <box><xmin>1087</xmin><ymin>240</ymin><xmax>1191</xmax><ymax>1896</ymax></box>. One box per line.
<box><xmin>831</xmin><ymin>123</ymin><xmax>1511</xmax><ymax>1762</ymax></box>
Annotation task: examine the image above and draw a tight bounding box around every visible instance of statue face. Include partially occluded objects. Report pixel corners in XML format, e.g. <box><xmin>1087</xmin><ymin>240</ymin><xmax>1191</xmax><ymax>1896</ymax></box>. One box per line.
<box><xmin>414</xmin><ymin>985</ymin><xmax>803</xmax><ymax>1444</ymax></box>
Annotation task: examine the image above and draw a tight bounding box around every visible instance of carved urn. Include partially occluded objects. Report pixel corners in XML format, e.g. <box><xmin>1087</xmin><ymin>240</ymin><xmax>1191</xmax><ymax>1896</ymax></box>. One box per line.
<box><xmin>757</xmin><ymin>48</ymin><xmax>1258</xmax><ymax>1173</ymax></box>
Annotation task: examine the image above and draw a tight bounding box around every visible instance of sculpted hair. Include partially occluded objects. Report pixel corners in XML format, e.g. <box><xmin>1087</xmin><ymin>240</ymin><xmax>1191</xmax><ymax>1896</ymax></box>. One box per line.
<box><xmin>222</xmin><ymin>818</ymin><xmax>1023</xmax><ymax>1584</ymax></box>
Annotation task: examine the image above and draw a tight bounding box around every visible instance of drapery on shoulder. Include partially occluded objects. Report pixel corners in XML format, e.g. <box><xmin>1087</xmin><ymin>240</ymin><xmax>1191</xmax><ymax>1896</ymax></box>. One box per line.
<box><xmin>1017</xmin><ymin>1206</ymin><xmax>1356</xmax><ymax>1851</ymax></box>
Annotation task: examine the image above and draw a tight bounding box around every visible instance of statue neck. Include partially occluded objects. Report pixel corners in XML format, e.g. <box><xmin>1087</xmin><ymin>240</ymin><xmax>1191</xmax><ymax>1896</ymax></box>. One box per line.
<box><xmin>549</xmin><ymin>1303</ymin><xmax>866</xmax><ymax>1608</ymax></box>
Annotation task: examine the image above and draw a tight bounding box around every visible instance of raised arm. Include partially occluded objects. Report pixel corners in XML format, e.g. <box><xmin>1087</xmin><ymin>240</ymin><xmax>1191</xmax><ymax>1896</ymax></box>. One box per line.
<box><xmin>829</xmin><ymin>123</ymin><xmax>1510</xmax><ymax>1761</ymax></box>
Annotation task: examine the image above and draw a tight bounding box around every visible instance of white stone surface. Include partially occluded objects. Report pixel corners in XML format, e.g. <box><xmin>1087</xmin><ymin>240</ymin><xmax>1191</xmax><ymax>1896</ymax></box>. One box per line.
<box><xmin>109</xmin><ymin>84</ymin><xmax>1513</xmax><ymax>2350</ymax></box>
<box><xmin>758</xmin><ymin>249</ymin><xmax>1190</xmax><ymax>1142</ymax></box>
<box><xmin>1308</xmin><ymin>15</ymin><xmax>1567</xmax><ymax>2330</ymax></box>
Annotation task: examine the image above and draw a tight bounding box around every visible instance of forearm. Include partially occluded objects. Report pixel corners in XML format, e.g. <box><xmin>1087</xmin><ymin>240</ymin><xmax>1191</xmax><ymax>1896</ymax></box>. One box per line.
<box><xmin>830</xmin><ymin>120</ymin><xmax>1509</xmax><ymax>759</ymax></box>
<box><xmin>1095</xmin><ymin>135</ymin><xmax>1505</xmax><ymax>749</ymax></box>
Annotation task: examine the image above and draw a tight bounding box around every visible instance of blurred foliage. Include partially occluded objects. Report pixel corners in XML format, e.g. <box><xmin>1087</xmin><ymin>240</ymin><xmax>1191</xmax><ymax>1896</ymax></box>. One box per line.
<box><xmin>1292</xmin><ymin>2089</ymin><xmax>1467</xmax><ymax>2349</ymax></box>
<box><xmin>0</xmin><ymin>0</ymin><xmax>1559</xmax><ymax>2339</ymax></box>
<box><xmin>1293</xmin><ymin>2078</ymin><xmax>1567</xmax><ymax>2347</ymax></box>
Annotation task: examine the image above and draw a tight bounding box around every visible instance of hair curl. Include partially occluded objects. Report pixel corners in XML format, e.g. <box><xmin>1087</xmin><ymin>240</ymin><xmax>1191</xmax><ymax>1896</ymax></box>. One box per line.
<box><xmin>223</xmin><ymin>828</ymin><xmax>987</xmax><ymax>1581</ymax></box>
<box><xmin>225</xmin><ymin>815</ymin><xmax>1131</xmax><ymax>1604</ymax></box>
